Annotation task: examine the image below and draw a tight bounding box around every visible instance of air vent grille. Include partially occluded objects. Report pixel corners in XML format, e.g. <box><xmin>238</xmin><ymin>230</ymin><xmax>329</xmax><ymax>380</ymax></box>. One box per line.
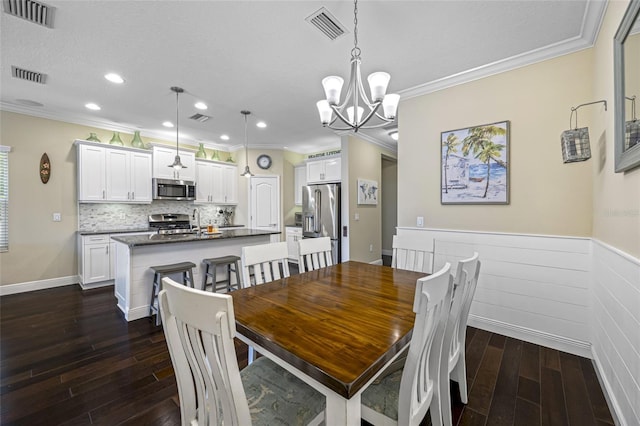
<box><xmin>306</xmin><ymin>7</ymin><xmax>347</xmax><ymax>41</ymax></box>
<box><xmin>3</xmin><ymin>0</ymin><xmax>55</xmax><ymax>28</ymax></box>
<box><xmin>11</xmin><ymin>66</ymin><xmax>46</xmax><ymax>84</ymax></box>
<box><xmin>189</xmin><ymin>113</ymin><xmax>211</xmax><ymax>123</ymax></box>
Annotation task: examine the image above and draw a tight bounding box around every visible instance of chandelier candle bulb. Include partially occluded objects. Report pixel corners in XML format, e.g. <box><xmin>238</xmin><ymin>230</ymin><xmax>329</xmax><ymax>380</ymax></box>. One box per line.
<box><xmin>322</xmin><ymin>76</ymin><xmax>344</xmax><ymax>105</ymax></box>
<box><xmin>383</xmin><ymin>94</ymin><xmax>400</xmax><ymax>119</ymax></box>
<box><xmin>367</xmin><ymin>72</ymin><xmax>390</xmax><ymax>102</ymax></box>
<box><xmin>317</xmin><ymin>101</ymin><xmax>333</xmax><ymax>124</ymax></box>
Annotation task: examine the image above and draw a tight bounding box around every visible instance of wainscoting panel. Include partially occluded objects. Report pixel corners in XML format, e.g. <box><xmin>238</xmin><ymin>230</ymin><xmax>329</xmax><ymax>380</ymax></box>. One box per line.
<box><xmin>397</xmin><ymin>227</ymin><xmax>592</xmax><ymax>356</ymax></box>
<box><xmin>592</xmin><ymin>240</ymin><xmax>640</xmax><ymax>426</ymax></box>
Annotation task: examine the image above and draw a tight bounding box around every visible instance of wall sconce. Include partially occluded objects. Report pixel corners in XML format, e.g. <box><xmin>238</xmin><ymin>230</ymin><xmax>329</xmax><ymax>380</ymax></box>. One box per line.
<box><xmin>561</xmin><ymin>100</ymin><xmax>607</xmax><ymax>163</ymax></box>
<box><xmin>626</xmin><ymin>96</ymin><xmax>639</xmax><ymax>150</ymax></box>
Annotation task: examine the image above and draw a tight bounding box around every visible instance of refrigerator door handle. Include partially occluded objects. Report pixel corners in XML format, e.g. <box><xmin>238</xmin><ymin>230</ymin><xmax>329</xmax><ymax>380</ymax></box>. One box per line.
<box><xmin>314</xmin><ymin>189</ymin><xmax>321</xmax><ymax>233</ymax></box>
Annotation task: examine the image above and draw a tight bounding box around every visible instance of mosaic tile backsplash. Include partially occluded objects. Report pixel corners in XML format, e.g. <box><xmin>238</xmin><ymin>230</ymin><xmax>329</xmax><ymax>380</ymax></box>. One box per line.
<box><xmin>79</xmin><ymin>202</ymin><xmax>235</xmax><ymax>231</ymax></box>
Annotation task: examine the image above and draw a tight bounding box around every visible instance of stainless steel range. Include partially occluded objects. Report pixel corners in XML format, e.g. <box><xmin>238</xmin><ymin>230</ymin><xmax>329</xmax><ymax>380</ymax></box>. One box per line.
<box><xmin>149</xmin><ymin>213</ymin><xmax>193</xmax><ymax>235</ymax></box>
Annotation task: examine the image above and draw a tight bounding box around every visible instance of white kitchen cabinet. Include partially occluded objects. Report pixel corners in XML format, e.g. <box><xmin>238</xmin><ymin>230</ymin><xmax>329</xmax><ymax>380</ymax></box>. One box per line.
<box><xmin>80</xmin><ymin>235</ymin><xmax>112</xmax><ymax>286</ymax></box>
<box><xmin>195</xmin><ymin>160</ymin><xmax>238</xmax><ymax>204</ymax></box>
<box><xmin>286</xmin><ymin>227</ymin><xmax>303</xmax><ymax>262</ymax></box>
<box><xmin>77</xmin><ymin>141</ymin><xmax>152</xmax><ymax>203</ymax></box>
<box><xmin>294</xmin><ymin>165</ymin><xmax>306</xmax><ymax>205</ymax></box>
<box><xmin>152</xmin><ymin>146</ymin><xmax>195</xmax><ymax>181</ymax></box>
<box><xmin>306</xmin><ymin>157</ymin><xmax>341</xmax><ymax>184</ymax></box>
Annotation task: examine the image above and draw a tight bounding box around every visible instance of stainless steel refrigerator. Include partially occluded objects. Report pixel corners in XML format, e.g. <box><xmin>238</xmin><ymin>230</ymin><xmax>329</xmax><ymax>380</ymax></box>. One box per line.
<box><xmin>302</xmin><ymin>183</ymin><xmax>341</xmax><ymax>263</ymax></box>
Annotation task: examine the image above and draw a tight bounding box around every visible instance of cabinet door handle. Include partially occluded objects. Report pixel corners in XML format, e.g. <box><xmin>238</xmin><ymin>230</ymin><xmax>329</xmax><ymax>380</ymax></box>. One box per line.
<box><xmin>106</xmin><ymin>245</ymin><xmax>109</xmax><ymax>254</ymax></box>
<box><xmin>131</xmin><ymin>192</ymin><xmax>135</xmax><ymax>199</ymax></box>
<box><xmin>103</xmin><ymin>190</ymin><xmax>106</xmax><ymax>199</ymax></box>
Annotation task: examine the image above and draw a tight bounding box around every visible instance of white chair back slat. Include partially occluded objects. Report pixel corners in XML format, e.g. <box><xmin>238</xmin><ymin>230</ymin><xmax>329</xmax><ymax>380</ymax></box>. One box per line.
<box><xmin>298</xmin><ymin>237</ymin><xmax>333</xmax><ymax>273</ymax></box>
<box><xmin>241</xmin><ymin>242</ymin><xmax>290</xmax><ymax>287</ymax></box>
<box><xmin>440</xmin><ymin>252</ymin><xmax>481</xmax><ymax>426</ymax></box>
<box><xmin>159</xmin><ymin>277</ymin><xmax>251</xmax><ymax>426</ymax></box>
<box><xmin>392</xmin><ymin>234</ymin><xmax>435</xmax><ymax>273</ymax></box>
<box><xmin>398</xmin><ymin>263</ymin><xmax>453</xmax><ymax>426</ymax></box>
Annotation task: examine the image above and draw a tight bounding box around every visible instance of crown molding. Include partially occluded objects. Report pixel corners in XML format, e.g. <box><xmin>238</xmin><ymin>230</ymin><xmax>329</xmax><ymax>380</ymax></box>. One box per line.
<box><xmin>336</xmin><ymin>129</ymin><xmax>397</xmax><ymax>154</ymax></box>
<box><xmin>399</xmin><ymin>0</ymin><xmax>607</xmax><ymax>100</ymax></box>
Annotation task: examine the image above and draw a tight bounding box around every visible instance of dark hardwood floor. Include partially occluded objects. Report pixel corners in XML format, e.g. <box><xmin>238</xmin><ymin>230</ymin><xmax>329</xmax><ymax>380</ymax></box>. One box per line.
<box><xmin>1</xmin><ymin>266</ymin><xmax>614</xmax><ymax>425</ymax></box>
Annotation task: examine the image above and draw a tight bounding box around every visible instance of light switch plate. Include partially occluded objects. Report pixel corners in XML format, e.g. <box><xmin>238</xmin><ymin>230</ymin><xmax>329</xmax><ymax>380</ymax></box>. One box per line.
<box><xmin>53</xmin><ymin>213</ymin><xmax>61</xmax><ymax>222</ymax></box>
<box><xmin>417</xmin><ymin>216</ymin><xmax>424</xmax><ymax>227</ymax></box>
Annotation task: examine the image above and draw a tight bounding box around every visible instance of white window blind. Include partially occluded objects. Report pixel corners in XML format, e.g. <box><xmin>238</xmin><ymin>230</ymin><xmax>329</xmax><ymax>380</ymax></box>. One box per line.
<box><xmin>0</xmin><ymin>146</ymin><xmax>10</xmax><ymax>252</ymax></box>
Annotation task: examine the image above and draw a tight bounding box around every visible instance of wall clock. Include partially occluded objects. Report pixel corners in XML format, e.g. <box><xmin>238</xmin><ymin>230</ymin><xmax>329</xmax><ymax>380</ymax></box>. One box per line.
<box><xmin>257</xmin><ymin>154</ymin><xmax>272</xmax><ymax>170</ymax></box>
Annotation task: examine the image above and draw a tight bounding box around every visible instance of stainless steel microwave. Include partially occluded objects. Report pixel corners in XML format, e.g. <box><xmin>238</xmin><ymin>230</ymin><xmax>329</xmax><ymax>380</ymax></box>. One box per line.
<box><xmin>152</xmin><ymin>178</ymin><xmax>196</xmax><ymax>201</ymax></box>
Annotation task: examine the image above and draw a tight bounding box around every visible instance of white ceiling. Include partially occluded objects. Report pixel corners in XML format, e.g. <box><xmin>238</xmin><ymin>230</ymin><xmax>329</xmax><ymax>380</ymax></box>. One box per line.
<box><xmin>0</xmin><ymin>0</ymin><xmax>606</xmax><ymax>154</ymax></box>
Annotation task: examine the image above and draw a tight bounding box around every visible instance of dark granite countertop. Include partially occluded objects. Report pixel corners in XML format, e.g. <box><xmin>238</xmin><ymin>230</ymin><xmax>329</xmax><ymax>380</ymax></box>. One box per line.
<box><xmin>111</xmin><ymin>228</ymin><xmax>279</xmax><ymax>247</ymax></box>
<box><xmin>78</xmin><ymin>228</ymin><xmax>153</xmax><ymax>236</ymax></box>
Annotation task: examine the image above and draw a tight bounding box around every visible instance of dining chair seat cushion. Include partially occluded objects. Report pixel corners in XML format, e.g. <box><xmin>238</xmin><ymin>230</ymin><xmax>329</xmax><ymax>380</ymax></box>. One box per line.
<box><xmin>361</xmin><ymin>368</ymin><xmax>403</xmax><ymax>420</ymax></box>
<box><xmin>241</xmin><ymin>357</ymin><xmax>326</xmax><ymax>426</ymax></box>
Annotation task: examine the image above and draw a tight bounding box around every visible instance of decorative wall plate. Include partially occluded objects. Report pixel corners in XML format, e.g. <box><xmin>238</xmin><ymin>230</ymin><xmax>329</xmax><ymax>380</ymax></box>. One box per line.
<box><xmin>40</xmin><ymin>153</ymin><xmax>51</xmax><ymax>184</ymax></box>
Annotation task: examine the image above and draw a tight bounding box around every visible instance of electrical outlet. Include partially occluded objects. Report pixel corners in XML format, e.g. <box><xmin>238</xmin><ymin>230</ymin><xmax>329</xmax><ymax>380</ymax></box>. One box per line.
<box><xmin>52</xmin><ymin>212</ymin><xmax>61</xmax><ymax>222</ymax></box>
<box><xmin>369</xmin><ymin>244</ymin><xmax>373</xmax><ymax>252</ymax></box>
<box><xmin>354</xmin><ymin>213</ymin><xmax>360</xmax><ymax>221</ymax></box>
<box><xmin>417</xmin><ymin>216</ymin><xmax>424</xmax><ymax>227</ymax></box>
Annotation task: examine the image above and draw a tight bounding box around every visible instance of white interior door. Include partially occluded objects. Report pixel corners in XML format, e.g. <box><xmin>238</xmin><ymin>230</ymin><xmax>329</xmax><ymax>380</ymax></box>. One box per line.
<box><xmin>250</xmin><ymin>176</ymin><xmax>280</xmax><ymax>232</ymax></box>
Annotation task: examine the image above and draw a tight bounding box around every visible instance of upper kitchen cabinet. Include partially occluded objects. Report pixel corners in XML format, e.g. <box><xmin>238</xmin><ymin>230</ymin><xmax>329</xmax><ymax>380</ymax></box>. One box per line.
<box><xmin>195</xmin><ymin>159</ymin><xmax>238</xmax><ymax>205</ymax></box>
<box><xmin>152</xmin><ymin>145</ymin><xmax>195</xmax><ymax>181</ymax></box>
<box><xmin>306</xmin><ymin>157</ymin><xmax>341</xmax><ymax>184</ymax></box>
<box><xmin>294</xmin><ymin>165</ymin><xmax>306</xmax><ymax>205</ymax></box>
<box><xmin>77</xmin><ymin>141</ymin><xmax>152</xmax><ymax>203</ymax></box>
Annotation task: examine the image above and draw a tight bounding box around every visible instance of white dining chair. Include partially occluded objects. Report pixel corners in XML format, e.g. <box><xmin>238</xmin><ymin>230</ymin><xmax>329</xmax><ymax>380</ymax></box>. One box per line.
<box><xmin>361</xmin><ymin>263</ymin><xmax>453</xmax><ymax>426</ymax></box>
<box><xmin>240</xmin><ymin>241</ymin><xmax>290</xmax><ymax>287</ymax></box>
<box><xmin>392</xmin><ymin>234</ymin><xmax>435</xmax><ymax>273</ymax></box>
<box><xmin>297</xmin><ymin>237</ymin><xmax>333</xmax><ymax>272</ymax></box>
<box><xmin>441</xmin><ymin>252</ymin><xmax>481</xmax><ymax>426</ymax></box>
<box><xmin>159</xmin><ymin>277</ymin><xmax>325</xmax><ymax>426</ymax></box>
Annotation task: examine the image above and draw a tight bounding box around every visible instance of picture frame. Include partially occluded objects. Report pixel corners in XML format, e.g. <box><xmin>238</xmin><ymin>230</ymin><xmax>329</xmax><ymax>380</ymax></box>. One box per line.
<box><xmin>441</xmin><ymin>120</ymin><xmax>510</xmax><ymax>205</ymax></box>
<box><xmin>357</xmin><ymin>178</ymin><xmax>378</xmax><ymax>205</ymax></box>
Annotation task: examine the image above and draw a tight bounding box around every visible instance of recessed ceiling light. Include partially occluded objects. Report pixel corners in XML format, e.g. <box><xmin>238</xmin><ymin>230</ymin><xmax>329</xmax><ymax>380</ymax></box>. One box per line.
<box><xmin>85</xmin><ymin>103</ymin><xmax>101</xmax><ymax>111</ymax></box>
<box><xmin>220</xmin><ymin>134</ymin><xmax>230</xmax><ymax>141</ymax></box>
<box><xmin>163</xmin><ymin>121</ymin><xmax>174</xmax><ymax>128</ymax></box>
<box><xmin>194</xmin><ymin>102</ymin><xmax>207</xmax><ymax>110</ymax></box>
<box><xmin>256</xmin><ymin>121</ymin><xmax>267</xmax><ymax>128</ymax></box>
<box><xmin>389</xmin><ymin>131</ymin><xmax>398</xmax><ymax>141</ymax></box>
<box><xmin>104</xmin><ymin>73</ymin><xmax>124</xmax><ymax>84</ymax></box>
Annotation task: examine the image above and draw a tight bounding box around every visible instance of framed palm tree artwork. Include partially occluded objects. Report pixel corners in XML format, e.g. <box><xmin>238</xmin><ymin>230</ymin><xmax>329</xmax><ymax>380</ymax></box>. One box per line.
<box><xmin>441</xmin><ymin>120</ymin><xmax>510</xmax><ymax>204</ymax></box>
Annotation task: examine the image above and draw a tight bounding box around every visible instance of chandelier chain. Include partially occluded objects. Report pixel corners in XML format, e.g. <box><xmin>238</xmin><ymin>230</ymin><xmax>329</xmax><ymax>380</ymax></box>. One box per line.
<box><xmin>351</xmin><ymin>0</ymin><xmax>360</xmax><ymax>58</ymax></box>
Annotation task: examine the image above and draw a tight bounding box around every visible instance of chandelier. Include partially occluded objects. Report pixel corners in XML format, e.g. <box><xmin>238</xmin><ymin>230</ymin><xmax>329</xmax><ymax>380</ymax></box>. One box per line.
<box><xmin>168</xmin><ymin>86</ymin><xmax>186</xmax><ymax>170</ymax></box>
<box><xmin>316</xmin><ymin>0</ymin><xmax>399</xmax><ymax>132</ymax></box>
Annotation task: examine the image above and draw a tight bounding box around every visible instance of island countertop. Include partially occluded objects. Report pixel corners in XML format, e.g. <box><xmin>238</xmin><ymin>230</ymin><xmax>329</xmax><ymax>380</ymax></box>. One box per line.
<box><xmin>111</xmin><ymin>228</ymin><xmax>279</xmax><ymax>247</ymax></box>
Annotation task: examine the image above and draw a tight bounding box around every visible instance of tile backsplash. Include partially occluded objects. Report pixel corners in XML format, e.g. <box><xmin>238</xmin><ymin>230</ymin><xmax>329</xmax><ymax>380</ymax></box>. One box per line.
<box><xmin>79</xmin><ymin>202</ymin><xmax>235</xmax><ymax>231</ymax></box>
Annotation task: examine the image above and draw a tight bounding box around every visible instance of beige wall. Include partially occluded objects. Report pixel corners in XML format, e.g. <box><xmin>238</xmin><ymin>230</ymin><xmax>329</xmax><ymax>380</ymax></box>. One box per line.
<box><xmin>346</xmin><ymin>135</ymin><xmax>395</xmax><ymax>262</ymax></box>
<box><xmin>381</xmin><ymin>157</ymin><xmax>398</xmax><ymax>252</ymax></box>
<box><xmin>591</xmin><ymin>0</ymin><xmax>640</xmax><ymax>259</ymax></box>
<box><xmin>0</xmin><ymin>111</ymin><xmax>233</xmax><ymax>286</ymax></box>
<box><xmin>283</xmin><ymin>151</ymin><xmax>306</xmax><ymax>226</ymax></box>
<box><xmin>398</xmin><ymin>49</ymin><xmax>596</xmax><ymax>236</ymax></box>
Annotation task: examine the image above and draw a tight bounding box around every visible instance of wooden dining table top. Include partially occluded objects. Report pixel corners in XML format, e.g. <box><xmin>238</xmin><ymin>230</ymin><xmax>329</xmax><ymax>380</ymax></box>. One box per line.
<box><xmin>230</xmin><ymin>261</ymin><xmax>427</xmax><ymax>399</ymax></box>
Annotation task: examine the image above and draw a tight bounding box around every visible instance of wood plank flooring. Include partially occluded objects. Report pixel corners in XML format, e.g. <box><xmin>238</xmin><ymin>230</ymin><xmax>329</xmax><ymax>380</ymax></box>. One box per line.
<box><xmin>1</xmin><ymin>276</ymin><xmax>614</xmax><ymax>425</ymax></box>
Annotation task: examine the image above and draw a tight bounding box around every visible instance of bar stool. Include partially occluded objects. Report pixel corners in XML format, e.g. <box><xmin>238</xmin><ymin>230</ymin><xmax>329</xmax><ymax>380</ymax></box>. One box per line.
<box><xmin>149</xmin><ymin>261</ymin><xmax>196</xmax><ymax>326</ymax></box>
<box><xmin>202</xmin><ymin>255</ymin><xmax>242</xmax><ymax>293</ymax></box>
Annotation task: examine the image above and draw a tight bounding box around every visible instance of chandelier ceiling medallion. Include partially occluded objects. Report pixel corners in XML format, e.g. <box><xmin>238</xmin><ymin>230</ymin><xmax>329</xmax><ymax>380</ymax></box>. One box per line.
<box><xmin>168</xmin><ymin>86</ymin><xmax>186</xmax><ymax>170</ymax></box>
<box><xmin>316</xmin><ymin>0</ymin><xmax>400</xmax><ymax>132</ymax></box>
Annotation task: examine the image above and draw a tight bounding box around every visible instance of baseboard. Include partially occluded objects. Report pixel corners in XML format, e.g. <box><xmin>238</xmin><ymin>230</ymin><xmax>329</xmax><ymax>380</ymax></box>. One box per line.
<box><xmin>369</xmin><ymin>259</ymin><xmax>383</xmax><ymax>265</ymax></box>
<box><xmin>124</xmin><ymin>306</ymin><xmax>151</xmax><ymax>322</ymax></box>
<box><xmin>0</xmin><ymin>275</ymin><xmax>79</xmax><ymax>296</ymax></box>
<box><xmin>468</xmin><ymin>314</ymin><xmax>592</xmax><ymax>358</ymax></box>
<box><xmin>591</xmin><ymin>349</ymin><xmax>626</xmax><ymax>426</ymax></box>
<box><xmin>78</xmin><ymin>280</ymin><xmax>114</xmax><ymax>290</ymax></box>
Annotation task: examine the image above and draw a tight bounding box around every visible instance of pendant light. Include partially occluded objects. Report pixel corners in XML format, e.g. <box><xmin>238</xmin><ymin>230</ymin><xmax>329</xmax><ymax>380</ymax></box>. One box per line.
<box><xmin>240</xmin><ymin>110</ymin><xmax>254</xmax><ymax>178</ymax></box>
<box><xmin>168</xmin><ymin>86</ymin><xmax>186</xmax><ymax>170</ymax></box>
<box><xmin>316</xmin><ymin>0</ymin><xmax>399</xmax><ymax>131</ymax></box>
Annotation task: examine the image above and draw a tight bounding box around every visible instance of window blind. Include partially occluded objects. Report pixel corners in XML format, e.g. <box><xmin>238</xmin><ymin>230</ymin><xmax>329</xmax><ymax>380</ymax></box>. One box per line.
<box><xmin>0</xmin><ymin>146</ymin><xmax>10</xmax><ymax>252</ymax></box>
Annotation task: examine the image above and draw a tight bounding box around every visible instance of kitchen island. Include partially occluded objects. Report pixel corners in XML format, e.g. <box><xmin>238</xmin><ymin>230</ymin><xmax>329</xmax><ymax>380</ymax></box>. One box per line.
<box><xmin>111</xmin><ymin>229</ymin><xmax>279</xmax><ymax>321</ymax></box>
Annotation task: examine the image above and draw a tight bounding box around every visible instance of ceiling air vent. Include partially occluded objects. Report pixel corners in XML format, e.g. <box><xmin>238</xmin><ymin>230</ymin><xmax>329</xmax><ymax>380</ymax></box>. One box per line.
<box><xmin>11</xmin><ymin>66</ymin><xmax>46</xmax><ymax>84</ymax></box>
<box><xmin>189</xmin><ymin>113</ymin><xmax>211</xmax><ymax>123</ymax></box>
<box><xmin>3</xmin><ymin>0</ymin><xmax>55</xmax><ymax>28</ymax></box>
<box><xmin>306</xmin><ymin>7</ymin><xmax>347</xmax><ymax>41</ymax></box>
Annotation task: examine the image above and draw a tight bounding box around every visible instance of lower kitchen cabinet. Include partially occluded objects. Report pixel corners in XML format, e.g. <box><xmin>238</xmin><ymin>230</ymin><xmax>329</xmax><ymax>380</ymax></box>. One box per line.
<box><xmin>286</xmin><ymin>226</ymin><xmax>302</xmax><ymax>263</ymax></box>
<box><xmin>79</xmin><ymin>232</ymin><xmax>152</xmax><ymax>289</ymax></box>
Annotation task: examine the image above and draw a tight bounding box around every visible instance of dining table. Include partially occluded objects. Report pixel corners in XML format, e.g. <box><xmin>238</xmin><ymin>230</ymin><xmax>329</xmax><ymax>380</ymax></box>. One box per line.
<box><xmin>230</xmin><ymin>260</ymin><xmax>427</xmax><ymax>425</ymax></box>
